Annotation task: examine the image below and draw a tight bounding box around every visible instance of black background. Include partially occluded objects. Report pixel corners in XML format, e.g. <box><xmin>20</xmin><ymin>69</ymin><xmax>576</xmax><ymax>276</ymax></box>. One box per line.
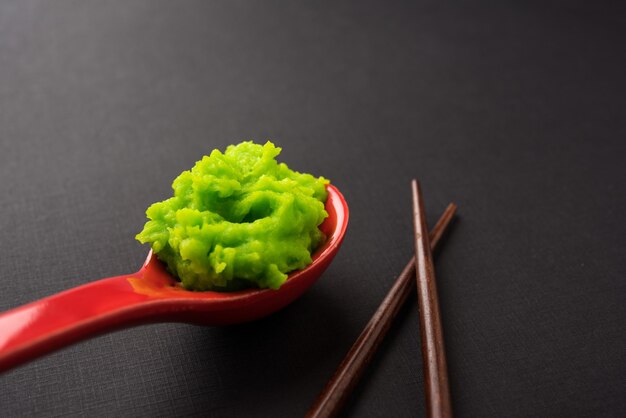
<box><xmin>1</xmin><ymin>1</ymin><xmax>625</xmax><ymax>417</ymax></box>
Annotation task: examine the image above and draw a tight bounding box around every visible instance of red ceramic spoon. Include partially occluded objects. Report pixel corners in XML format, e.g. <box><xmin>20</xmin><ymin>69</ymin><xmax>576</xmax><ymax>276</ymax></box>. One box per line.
<box><xmin>0</xmin><ymin>184</ymin><xmax>348</xmax><ymax>373</ymax></box>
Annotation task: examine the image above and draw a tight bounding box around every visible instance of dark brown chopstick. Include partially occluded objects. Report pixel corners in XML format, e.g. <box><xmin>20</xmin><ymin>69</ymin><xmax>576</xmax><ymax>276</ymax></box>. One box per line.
<box><xmin>306</xmin><ymin>202</ymin><xmax>457</xmax><ymax>418</ymax></box>
<box><xmin>411</xmin><ymin>179</ymin><xmax>453</xmax><ymax>418</ymax></box>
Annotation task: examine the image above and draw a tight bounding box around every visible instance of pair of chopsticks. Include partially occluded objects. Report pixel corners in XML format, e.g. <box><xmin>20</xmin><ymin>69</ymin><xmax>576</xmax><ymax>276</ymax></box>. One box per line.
<box><xmin>307</xmin><ymin>180</ymin><xmax>454</xmax><ymax>418</ymax></box>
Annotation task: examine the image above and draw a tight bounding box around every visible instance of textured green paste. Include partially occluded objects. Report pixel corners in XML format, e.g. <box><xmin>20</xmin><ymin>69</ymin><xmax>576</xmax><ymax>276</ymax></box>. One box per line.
<box><xmin>136</xmin><ymin>141</ymin><xmax>329</xmax><ymax>291</ymax></box>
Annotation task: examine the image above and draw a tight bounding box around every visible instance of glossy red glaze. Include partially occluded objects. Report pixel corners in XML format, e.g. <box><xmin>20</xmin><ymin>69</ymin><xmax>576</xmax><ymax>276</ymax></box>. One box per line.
<box><xmin>0</xmin><ymin>184</ymin><xmax>348</xmax><ymax>373</ymax></box>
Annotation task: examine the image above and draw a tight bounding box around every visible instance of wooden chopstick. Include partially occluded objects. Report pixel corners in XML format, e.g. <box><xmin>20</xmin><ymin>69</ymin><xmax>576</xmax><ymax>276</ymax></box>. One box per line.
<box><xmin>411</xmin><ymin>179</ymin><xmax>453</xmax><ymax>418</ymax></box>
<box><xmin>306</xmin><ymin>201</ymin><xmax>457</xmax><ymax>418</ymax></box>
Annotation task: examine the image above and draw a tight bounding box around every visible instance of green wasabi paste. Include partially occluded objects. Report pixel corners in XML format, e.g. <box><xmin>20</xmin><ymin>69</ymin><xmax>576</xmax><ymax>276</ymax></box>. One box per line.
<box><xmin>136</xmin><ymin>141</ymin><xmax>329</xmax><ymax>291</ymax></box>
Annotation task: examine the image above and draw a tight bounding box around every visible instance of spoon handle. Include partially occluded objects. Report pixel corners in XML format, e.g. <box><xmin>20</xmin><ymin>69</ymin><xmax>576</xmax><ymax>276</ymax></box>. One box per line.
<box><xmin>0</xmin><ymin>272</ymin><xmax>158</xmax><ymax>373</ymax></box>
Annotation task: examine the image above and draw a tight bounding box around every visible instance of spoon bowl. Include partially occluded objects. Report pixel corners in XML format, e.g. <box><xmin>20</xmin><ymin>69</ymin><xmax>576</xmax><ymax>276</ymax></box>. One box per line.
<box><xmin>0</xmin><ymin>184</ymin><xmax>348</xmax><ymax>373</ymax></box>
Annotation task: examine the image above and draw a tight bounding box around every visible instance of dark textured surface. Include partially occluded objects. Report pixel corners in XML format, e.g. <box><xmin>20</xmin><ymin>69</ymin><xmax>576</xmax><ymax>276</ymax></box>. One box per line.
<box><xmin>1</xmin><ymin>1</ymin><xmax>625</xmax><ymax>416</ymax></box>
